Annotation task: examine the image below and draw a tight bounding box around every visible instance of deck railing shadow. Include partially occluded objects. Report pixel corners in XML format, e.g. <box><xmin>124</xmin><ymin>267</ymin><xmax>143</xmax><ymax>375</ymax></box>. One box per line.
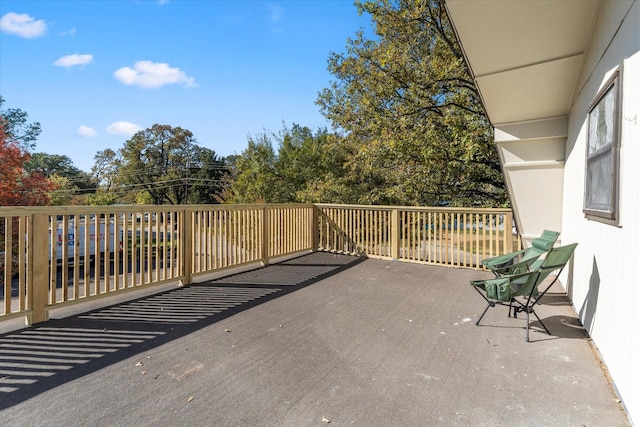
<box><xmin>0</xmin><ymin>252</ymin><xmax>363</xmax><ymax>410</ymax></box>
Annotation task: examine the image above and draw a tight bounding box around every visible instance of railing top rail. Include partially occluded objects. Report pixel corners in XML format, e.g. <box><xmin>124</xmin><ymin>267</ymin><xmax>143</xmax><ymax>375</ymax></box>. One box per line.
<box><xmin>0</xmin><ymin>203</ymin><xmax>509</xmax><ymax>217</ymax></box>
<box><xmin>314</xmin><ymin>203</ymin><xmax>512</xmax><ymax>214</ymax></box>
<box><xmin>193</xmin><ymin>203</ymin><xmax>316</xmax><ymax>210</ymax></box>
<box><xmin>0</xmin><ymin>203</ymin><xmax>317</xmax><ymax>216</ymax></box>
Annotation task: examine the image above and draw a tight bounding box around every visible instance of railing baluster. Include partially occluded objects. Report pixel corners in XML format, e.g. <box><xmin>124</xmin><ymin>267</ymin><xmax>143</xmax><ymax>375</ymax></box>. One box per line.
<box><xmin>19</xmin><ymin>216</ymin><xmax>27</xmax><ymax>311</ymax></box>
<box><xmin>73</xmin><ymin>214</ymin><xmax>80</xmax><ymax>299</ymax></box>
<box><xmin>2</xmin><ymin>218</ymin><xmax>10</xmax><ymax>315</ymax></box>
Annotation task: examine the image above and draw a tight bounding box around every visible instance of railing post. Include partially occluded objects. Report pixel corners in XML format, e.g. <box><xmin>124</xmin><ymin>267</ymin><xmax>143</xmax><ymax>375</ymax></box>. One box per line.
<box><xmin>29</xmin><ymin>213</ymin><xmax>49</xmax><ymax>325</ymax></box>
<box><xmin>261</xmin><ymin>207</ymin><xmax>270</xmax><ymax>266</ymax></box>
<box><xmin>504</xmin><ymin>211</ymin><xmax>514</xmax><ymax>254</ymax></box>
<box><xmin>179</xmin><ymin>209</ymin><xmax>192</xmax><ymax>286</ymax></box>
<box><xmin>311</xmin><ymin>205</ymin><xmax>319</xmax><ymax>251</ymax></box>
<box><xmin>390</xmin><ymin>208</ymin><xmax>400</xmax><ymax>261</ymax></box>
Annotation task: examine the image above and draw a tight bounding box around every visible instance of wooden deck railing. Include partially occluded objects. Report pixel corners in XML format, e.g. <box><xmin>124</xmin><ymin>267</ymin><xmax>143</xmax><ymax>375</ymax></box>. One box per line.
<box><xmin>1</xmin><ymin>203</ymin><xmax>515</xmax><ymax>325</ymax></box>
<box><xmin>0</xmin><ymin>204</ymin><xmax>315</xmax><ymax>325</ymax></box>
<box><xmin>316</xmin><ymin>204</ymin><xmax>517</xmax><ymax>268</ymax></box>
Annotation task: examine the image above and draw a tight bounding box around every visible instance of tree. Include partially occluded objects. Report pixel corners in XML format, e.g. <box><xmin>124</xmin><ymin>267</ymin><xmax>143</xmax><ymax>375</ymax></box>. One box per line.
<box><xmin>85</xmin><ymin>149</ymin><xmax>122</xmax><ymax>206</ymax></box>
<box><xmin>26</xmin><ymin>152</ymin><xmax>91</xmax><ymax>183</ymax></box>
<box><xmin>316</xmin><ymin>0</ymin><xmax>507</xmax><ymax>206</ymax></box>
<box><xmin>0</xmin><ymin>104</ymin><xmax>54</xmax><ymax>283</ymax></box>
<box><xmin>0</xmin><ymin>123</ymin><xmax>54</xmax><ymax>206</ymax></box>
<box><xmin>25</xmin><ymin>152</ymin><xmax>93</xmax><ymax>203</ymax></box>
<box><xmin>186</xmin><ymin>145</ymin><xmax>227</xmax><ymax>204</ymax></box>
<box><xmin>48</xmin><ymin>175</ymin><xmax>74</xmax><ymax>205</ymax></box>
<box><xmin>91</xmin><ymin>149</ymin><xmax>120</xmax><ymax>191</ymax></box>
<box><xmin>222</xmin><ymin>124</ymin><xmax>341</xmax><ymax>204</ymax></box>
<box><xmin>86</xmin><ymin>191</ymin><xmax>118</xmax><ymax>206</ymax></box>
<box><xmin>0</xmin><ymin>96</ymin><xmax>41</xmax><ymax>152</ymax></box>
<box><xmin>117</xmin><ymin>124</ymin><xmax>225</xmax><ymax>205</ymax></box>
<box><xmin>273</xmin><ymin>124</ymin><xmax>351</xmax><ymax>203</ymax></box>
<box><xmin>222</xmin><ymin>131</ymin><xmax>279</xmax><ymax>204</ymax></box>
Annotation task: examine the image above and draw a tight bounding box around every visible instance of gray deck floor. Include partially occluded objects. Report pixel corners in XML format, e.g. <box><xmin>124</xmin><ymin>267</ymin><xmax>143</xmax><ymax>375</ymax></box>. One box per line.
<box><xmin>0</xmin><ymin>252</ymin><xmax>630</xmax><ymax>426</ymax></box>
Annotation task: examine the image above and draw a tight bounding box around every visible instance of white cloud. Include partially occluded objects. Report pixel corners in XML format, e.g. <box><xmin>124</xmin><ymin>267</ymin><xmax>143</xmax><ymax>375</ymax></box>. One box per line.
<box><xmin>0</xmin><ymin>12</ymin><xmax>47</xmax><ymax>38</ymax></box>
<box><xmin>77</xmin><ymin>125</ymin><xmax>97</xmax><ymax>137</ymax></box>
<box><xmin>113</xmin><ymin>60</ymin><xmax>197</xmax><ymax>89</ymax></box>
<box><xmin>60</xmin><ymin>27</ymin><xmax>77</xmax><ymax>37</ymax></box>
<box><xmin>268</xmin><ymin>4</ymin><xmax>285</xmax><ymax>23</ymax></box>
<box><xmin>106</xmin><ymin>121</ymin><xmax>143</xmax><ymax>135</ymax></box>
<box><xmin>54</xmin><ymin>53</ymin><xmax>93</xmax><ymax>68</ymax></box>
<box><xmin>266</xmin><ymin>4</ymin><xmax>285</xmax><ymax>33</ymax></box>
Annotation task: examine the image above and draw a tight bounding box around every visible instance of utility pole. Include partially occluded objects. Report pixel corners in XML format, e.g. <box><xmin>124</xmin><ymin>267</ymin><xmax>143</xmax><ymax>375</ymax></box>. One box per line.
<box><xmin>185</xmin><ymin>158</ymin><xmax>190</xmax><ymax>204</ymax></box>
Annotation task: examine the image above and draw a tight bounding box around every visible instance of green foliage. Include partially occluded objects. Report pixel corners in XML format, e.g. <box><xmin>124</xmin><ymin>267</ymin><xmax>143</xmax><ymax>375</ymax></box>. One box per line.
<box><xmin>135</xmin><ymin>191</ymin><xmax>153</xmax><ymax>205</ymax></box>
<box><xmin>48</xmin><ymin>174</ymin><xmax>76</xmax><ymax>205</ymax></box>
<box><xmin>25</xmin><ymin>153</ymin><xmax>94</xmax><ymax>202</ymax></box>
<box><xmin>91</xmin><ymin>148</ymin><xmax>120</xmax><ymax>191</ymax></box>
<box><xmin>116</xmin><ymin>124</ymin><xmax>226</xmax><ymax>205</ymax></box>
<box><xmin>222</xmin><ymin>131</ymin><xmax>279</xmax><ymax>203</ymax></box>
<box><xmin>316</xmin><ymin>0</ymin><xmax>507</xmax><ymax>207</ymax></box>
<box><xmin>86</xmin><ymin>190</ymin><xmax>118</xmax><ymax>206</ymax></box>
<box><xmin>274</xmin><ymin>124</ymin><xmax>342</xmax><ymax>203</ymax></box>
<box><xmin>0</xmin><ymin>96</ymin><xmax>41</xmax><ymax>152</ymax></box>
<box><xmin>223</xmin><ymin>124</ymin><xmax>340</xmax><ymax>204</ymax></box>
<box><xmin>186</xmin><ymin>145</ymin><xmax>227</xmax><ymax>204</ymax></box>
<box><xmin>226</xmin><ymin>1</ymin><xmax>507</xmax><ymax>207</ymax></box>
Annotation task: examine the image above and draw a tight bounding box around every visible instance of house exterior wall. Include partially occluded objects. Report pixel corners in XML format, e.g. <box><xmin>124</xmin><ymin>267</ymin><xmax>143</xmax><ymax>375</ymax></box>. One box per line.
<box><xmin>561</xmin><ymin>0</ymin><xmax>639</xmax><ymax>422</ymax></box>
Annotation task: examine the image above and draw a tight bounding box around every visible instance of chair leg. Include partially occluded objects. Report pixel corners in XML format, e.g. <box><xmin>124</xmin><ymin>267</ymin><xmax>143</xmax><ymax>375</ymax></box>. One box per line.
<box><xmin>471</xmin><ymin>283</ymin><xmax>495</xmax><ymax>326</ymax></box>
<box><xmin>530</xmin><ymin>309</ymin><xmax>551</xmax><ymax>335</ymax></box>
<box><xmin>476</xmin><ymin>302</ymin><xmax>494</xmax><ymax>325</ymax></box>
<box><xmin>522</xmin><ymin>307</ymin><xmax>551</xmax><ymax>341</ymax></box>
<box><xmin>510</xmin><ymin>298</ymin><xmax>525</xmax><ymax>319</ymax></box>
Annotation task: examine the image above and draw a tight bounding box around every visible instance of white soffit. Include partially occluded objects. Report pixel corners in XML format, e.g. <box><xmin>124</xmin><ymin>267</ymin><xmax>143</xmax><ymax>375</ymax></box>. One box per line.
<box><xmin>446</xmin><ymin>0</ymin><xmax>599</xmax><ymax>125</ymax></box>
<box><xmin>476</xmin><ymin>54</ymin><xmax>583</xmax><ymax>124</ymax></box>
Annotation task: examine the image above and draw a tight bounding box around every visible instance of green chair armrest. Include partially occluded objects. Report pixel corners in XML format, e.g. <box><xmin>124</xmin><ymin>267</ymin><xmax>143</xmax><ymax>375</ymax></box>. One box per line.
<box><xmin>490</xmin><ymin>256</ymin><xmax>539</xmax><ymax>275</ymax></box>
<box><xmin>481</xmin><ymin>249</ymin><xmax>527</xmax><ymax>269</ymax></box>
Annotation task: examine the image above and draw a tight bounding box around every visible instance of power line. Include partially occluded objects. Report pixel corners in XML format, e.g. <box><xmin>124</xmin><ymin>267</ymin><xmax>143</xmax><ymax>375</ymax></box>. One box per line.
<box><xmin>45</xmin><ymin>177</ymin><xmax>227</xmax><ymax>195</ymax></box>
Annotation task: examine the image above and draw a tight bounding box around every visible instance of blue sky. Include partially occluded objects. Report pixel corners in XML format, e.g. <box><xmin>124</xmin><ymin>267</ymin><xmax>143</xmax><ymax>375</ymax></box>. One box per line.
<box><xmin>0</xmin><ymin>0</ymin><xmax>371</xmax><ymax>172</ymax></box>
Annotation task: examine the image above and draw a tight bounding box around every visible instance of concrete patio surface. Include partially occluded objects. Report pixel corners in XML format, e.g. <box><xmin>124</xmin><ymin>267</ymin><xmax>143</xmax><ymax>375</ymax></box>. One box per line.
<box><xmin>0</xmin><ymin>252</ymin><xmax>630</xmax><ymax>426</ymax></box>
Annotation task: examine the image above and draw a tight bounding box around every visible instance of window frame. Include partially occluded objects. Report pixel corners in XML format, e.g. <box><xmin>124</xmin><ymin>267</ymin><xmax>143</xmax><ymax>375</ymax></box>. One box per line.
<box><xmin>583</xmin><ymin>68</ymin><xmax>622</xmax><ymax>224</ymax></box>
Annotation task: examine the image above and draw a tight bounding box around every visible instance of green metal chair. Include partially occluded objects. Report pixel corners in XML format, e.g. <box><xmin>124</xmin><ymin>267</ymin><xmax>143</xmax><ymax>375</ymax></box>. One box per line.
<box><xmin>481</xmin><ymin>230</ymin><xmax>560</xmax><ymax>276</ymax></box>
<box><xmin>471</xmin><ymin>243</ymin><xmax>578</xmax><ymax>341</ymax></box>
